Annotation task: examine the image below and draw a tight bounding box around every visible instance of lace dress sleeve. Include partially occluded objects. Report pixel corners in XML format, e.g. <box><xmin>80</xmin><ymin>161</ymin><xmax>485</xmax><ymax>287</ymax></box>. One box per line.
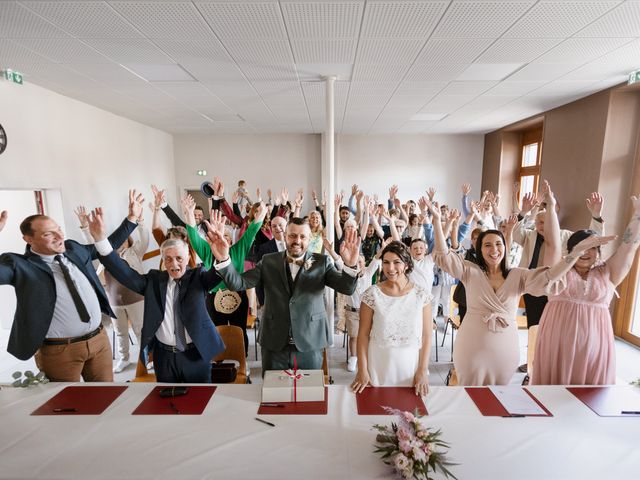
<box><xmin>360</xmin><ymin>285</ymin><xmax>377</xmax><ymax>310</ymax></box>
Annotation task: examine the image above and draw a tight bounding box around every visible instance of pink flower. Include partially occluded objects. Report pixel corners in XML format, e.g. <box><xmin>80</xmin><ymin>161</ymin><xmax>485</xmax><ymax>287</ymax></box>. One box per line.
<box><xmin>412</xmin><ymin>446</ymin><xmax>427</xmax><ymax>463</ymax></box>
<box><xmin>398</xmin><ymin>439</ymin><xmax>411</xmax><ymax>454</ymax></box>
<box><xmin>423</xmin><ymin>442</ymin><xmax>434</xmax><ymax>456</ymax></box>
<box><xmin>402</xmin><ymin>411</ymin><xmax>415</xmax><ymax>423</ymax></box>
<box><xmin>397</xmin><ymin>427</ymin><xmax>411</xmax><ymax>441</ymax></box>
<box><xmin>394</xmin><ymin>453</ymin><xmax>410</xmax><ymax>471</ymax></box>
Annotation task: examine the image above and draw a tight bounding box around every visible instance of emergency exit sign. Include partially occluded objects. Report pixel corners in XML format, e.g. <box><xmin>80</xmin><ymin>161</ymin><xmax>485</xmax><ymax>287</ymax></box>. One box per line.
<box><xmin>2</xmin><ymin>68</ymin><xmax>23</xmax><ymax>85</ymax></box>
<box><xmin>629</xmin><ymin>69</ymin><xmax>640</xmax><ymax>85</ymax></box>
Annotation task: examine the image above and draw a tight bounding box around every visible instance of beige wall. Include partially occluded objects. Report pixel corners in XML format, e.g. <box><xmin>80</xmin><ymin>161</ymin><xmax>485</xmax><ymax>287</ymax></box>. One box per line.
<box><xmin>0</xmin><ymin>81</ymin><xmax>176</xmax><ymax>238</ymax></box>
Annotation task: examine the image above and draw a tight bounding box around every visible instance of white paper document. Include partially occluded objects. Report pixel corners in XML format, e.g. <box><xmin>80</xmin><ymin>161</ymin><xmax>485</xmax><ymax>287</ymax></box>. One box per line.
<box><xmin>489</xmin><ymin>386</ymin><xmax>547</xmax><ymax>416</ymax></box>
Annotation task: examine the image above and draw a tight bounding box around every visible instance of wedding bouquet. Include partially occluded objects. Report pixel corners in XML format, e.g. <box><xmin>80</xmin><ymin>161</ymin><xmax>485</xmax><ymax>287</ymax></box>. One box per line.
<box><xmin>373</xmin><ymin>408</ymin><xmax>458</xmax><ymax>480</ymax></box>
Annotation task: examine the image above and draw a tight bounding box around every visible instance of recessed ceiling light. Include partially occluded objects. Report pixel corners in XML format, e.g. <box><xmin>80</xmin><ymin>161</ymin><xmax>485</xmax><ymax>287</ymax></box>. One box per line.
<box><xmin>411</xmin><ymin>113</ymin><xmax>448</xmax><ymax>121</ymax></box>
<box><xmin>457</xmin><ymin>63</ymin><xmax>524</xmax><ymax>81</ymax></box>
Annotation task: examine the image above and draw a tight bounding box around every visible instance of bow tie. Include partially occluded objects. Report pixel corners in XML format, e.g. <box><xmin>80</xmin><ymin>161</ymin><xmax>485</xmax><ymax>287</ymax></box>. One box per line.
<box><xmin>287</xmin><ymin>256</ymin><xmax>305</xmax><ymax>266</ymax></box>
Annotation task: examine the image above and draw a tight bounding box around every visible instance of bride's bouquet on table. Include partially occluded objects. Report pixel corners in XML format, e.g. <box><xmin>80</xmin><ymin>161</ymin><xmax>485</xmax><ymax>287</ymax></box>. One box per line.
<box><xmin>373</xmin><ymin>408</ymin><xmax>458</xmax><ymax>480</ymax></box>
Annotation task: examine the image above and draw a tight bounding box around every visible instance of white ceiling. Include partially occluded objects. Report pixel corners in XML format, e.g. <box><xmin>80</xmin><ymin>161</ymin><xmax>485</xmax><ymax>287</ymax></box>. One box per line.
<box><xmin>1</xmin><ymin>0</ymin><xmax>639</xmax><ymax>135</ymax></box>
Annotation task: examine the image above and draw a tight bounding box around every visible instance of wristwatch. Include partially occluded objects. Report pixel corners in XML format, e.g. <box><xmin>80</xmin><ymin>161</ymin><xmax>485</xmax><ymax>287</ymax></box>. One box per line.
<box><xmin>592</xmin><ymin>216</ymin><xmax>604</xmax><ymax>223</ymax></box>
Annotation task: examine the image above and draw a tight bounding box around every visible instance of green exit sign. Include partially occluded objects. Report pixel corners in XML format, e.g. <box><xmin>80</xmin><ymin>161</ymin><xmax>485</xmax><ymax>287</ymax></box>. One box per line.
<box><xmin>2</xmin><ymin>68</ymin><xmax>23</xmax><ymax>85</ymax></box>
<box><xmin>629</xmin><ymin>69</ymin><xmax>640</xmax><ymax>85</ymax></box>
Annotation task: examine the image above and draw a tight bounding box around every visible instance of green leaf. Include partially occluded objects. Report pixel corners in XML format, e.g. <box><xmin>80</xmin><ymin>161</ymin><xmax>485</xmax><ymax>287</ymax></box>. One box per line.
<box><xmin>12</xmin><ymin>371</ymin><xmax>21</xmax><ymax>379</ymax></box>
<box><xmin>24</xmin><ymin>370</ymin><xmax>34</xmax><ymax>378</ymax></box>
<box><xmin>12</xmin><ymin>380</ymin><xmax>22</xmax><ymax>387</ymax></box>
<box><xmin>21</xmin><ymin>379</ymin><xmax>30</xmax><ymax>387</ymax></box>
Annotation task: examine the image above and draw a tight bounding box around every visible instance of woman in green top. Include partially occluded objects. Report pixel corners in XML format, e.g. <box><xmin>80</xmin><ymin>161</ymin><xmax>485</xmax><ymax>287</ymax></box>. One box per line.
<box><xmin>182</xmin><ymin>195</ymin><xmax>267</xmax><ymax>356</ymax></box>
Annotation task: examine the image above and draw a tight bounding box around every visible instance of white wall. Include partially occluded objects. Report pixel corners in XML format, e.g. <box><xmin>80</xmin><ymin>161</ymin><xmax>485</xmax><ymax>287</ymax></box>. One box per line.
<box><xmin>336</xmin><ymin>134</ymin><xmax>485</xmax><ymax>207</ymax></box>
<box><xmin>172</xmin><ymin>133</ymin><xmax>484</xmax><ymax>213</ymax></box>
<box><xmin>173</xmin><ymin>134</ymin><xmax>322</xmax><ymax>207</ymax></box>
<box><xmin>0</xmin><ymin>81</ymin><xmax>176</xmax><ymax>243</ymax></box>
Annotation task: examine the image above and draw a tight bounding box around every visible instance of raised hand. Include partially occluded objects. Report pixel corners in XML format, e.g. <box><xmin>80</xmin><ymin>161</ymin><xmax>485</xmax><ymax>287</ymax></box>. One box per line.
<box><xmin>151</xmin><ymin>184</ymin><xmax>166</xmax><ymax>208</ymax></box>
<box><xmin>503</xmin><ymin>214</ymin><xmax>519</xmax><ymax>235</ymax></box>
<box><xmin>570</xmin><ymin>234</ymin><xmax>617</xmax><ymax>257</ymax></box>
<box><xmin>389</xmin><ymin>184</ymin><xmax>398</xmax><ymax>200</ymax></box>
<box><xmin>355</xmin><ymin>189</ymin><xmax>364</xmax><ymax>202</ymax></box>
<box><xmin>521</xmin><ymin>192</ymin><xmax>538</xmax><ymax>215</ymax></box>
<box><xmin>0</xmin><ymin>210</ymin><xmax>7</xmax><ymax>233</ymax></box>
<box><xmin>87</xmin><ymin>208</ymin><xmax>107</xmax><ymax>242</ymax></box>
<box><xmin>334</xmin><ymin>193</ymin><xmax>342</xmax><ymax>209</ymax></box>
<box><xmin>540</xmin><ymin>180</ymin><xmax>556</xmax><ymax>207</ymax></box>
<box><xmin>339</xmin><ymin>227</ymin><xmax>361</xmax><ymax>267</ymax></box>
<box><xmin>216</xmin><ymin>178</ymin><xmax>225</xmax><ymax>197</ymax></box>
<box><xmin>74</xmin><ymin>206</ymin><xmax>89</xmax><ymax>228</ymax></box>
<box><xmin>128</xmin><ymin>189</ymin><xmax>145</xmax><ymax>222</ymax></box>
<box><xmin>311</xmin><ymin>189</ymin><xmax>318</xmax><ymax>202</ymax></box>
<box><xmin>351</xmin><ymin>184</ymin><xmax>358</xmax><ymax>196</ymax></box>
<box><xmin>231</xmin><ymin>190</ymin><xmax>240</xmax><ymax>204</ymax></box>
<box><xmin>425</xmin><ymin>199</ymin><xmax>441</xmax><ymax>221</ymax></box>
<box><xmin>295</xmin><ymin>188</ymin><xmax>304</xmax><ymax>207</ymax></box>
<box><xmin>204</xmin><ymin>213</ymin><xmax>230</xmax><ymax>261</ymax></box>
<box><xmin>256</xmin><ymin>187</ymin><xmax>262</xmax><ymax>201</ymax></box>
<box><xmin>427</xmin><ymin>187</ymin><xmax>436</xmax><ymax>201</ymax></box>
<box><xmin>281</xmin><ymin>187</ymin><xmax>289</xmax><ymax>204</ymax></box>
<box><xmin>585</xmin><ymin>192</ymin><xmax>604</xmax><ymax>217</ymax></box>
<box><xmin>253</xmin><ymin>201</ymin><xmax>268</xmax><ymax>222</ymax></box>
<box><xmin>449</xmin><ymin>208</ymin><xmax>461</xmax><ymax>224</ymax></box>
<box><xmin>461</xmin><ymin>183</ymin><xmax>471</xmax><ymax>196</ymax></box>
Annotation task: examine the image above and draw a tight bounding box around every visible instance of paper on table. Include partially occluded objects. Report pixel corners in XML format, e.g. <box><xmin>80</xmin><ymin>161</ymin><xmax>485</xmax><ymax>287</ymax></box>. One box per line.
<box><xmin>488</xmin><ymin>386</ymin><xmax>546</xmax><ymax>416</ymax></box>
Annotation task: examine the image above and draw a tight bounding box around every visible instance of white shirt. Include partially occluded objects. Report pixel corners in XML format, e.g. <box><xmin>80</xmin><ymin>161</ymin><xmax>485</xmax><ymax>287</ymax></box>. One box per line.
<box><xmin>155</xmin><ymin>278</ymin><xmax>194</xmax><ymax>347</ymax></box>
<box><xmin>409</xmin><ymin>255</ymin><xmax>435</xmax><ymax>291</ymax></box>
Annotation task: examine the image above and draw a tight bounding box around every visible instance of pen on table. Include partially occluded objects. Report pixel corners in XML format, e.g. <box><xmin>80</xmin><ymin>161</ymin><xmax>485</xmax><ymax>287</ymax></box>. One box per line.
<box><xmin>53</xmin><ymin>408</ymin><xmax>77</xmax><ymax>413</ymax></box>
<box><xmin>255</xmin><ymin>417</ymin><xmax>275</xmax><ymax>427</ymax></box>
<box><xmin>260</xmin><ymin>403</ymin><xmax>285</xmax><ymax>408</ymax></box>
<box><xmin>620</xmin><ymin>411</ymin><xmax>640</xmax><ymax>415</ymax></box>
<box><xmin>501</xmin><ymin>414</ymin><xmax>526</xmax><ymax>418</ymax></box>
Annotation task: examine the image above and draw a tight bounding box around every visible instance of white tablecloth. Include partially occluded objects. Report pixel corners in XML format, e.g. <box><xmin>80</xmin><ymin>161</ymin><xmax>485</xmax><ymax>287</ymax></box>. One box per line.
<box><xmin>0</xmin><ymin>384</ymin><xmax>638</xmax><ymax>479</ymax></box>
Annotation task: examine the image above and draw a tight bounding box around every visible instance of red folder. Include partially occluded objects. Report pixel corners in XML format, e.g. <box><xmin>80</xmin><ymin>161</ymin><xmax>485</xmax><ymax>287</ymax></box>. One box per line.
<box><xmin>31</xmin><ymin>386</ymin><xmax>127</xmax><ymax>415</ymax></box>
<box><xmin>465</xmin><ymin>387</ymin><xmax>552</xmax><ymax>417</ymax></box>
<box><xmin>132</xmin><ymin>386</ymin><xmax>216</xmax><ymax>415</ymax></box>
<box><xmin>567</xmin><ymin>386</ymin><xmax>640</xmax><ymax>417</ymax></box>
<box><xmin>257</xmin><ymin>387</ymin><xmax>328</xmax><ymax>415</ymax></box>
<box><xmin>355</xmin><ymin>387</ymin><xmax>427</xmax><ymax>415</ymax></box>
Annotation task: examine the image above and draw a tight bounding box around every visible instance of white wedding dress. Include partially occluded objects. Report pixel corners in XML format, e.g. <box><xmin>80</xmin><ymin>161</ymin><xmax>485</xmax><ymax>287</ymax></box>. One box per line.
<box><xmin>361</xmin><ymin>284</ymin><xmax>432</xmax><ymax>386</ymax></box>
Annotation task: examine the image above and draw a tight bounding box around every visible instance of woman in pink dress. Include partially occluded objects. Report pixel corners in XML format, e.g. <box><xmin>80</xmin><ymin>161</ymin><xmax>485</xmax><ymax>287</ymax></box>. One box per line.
<box><xmin>532</xmin><ymin>195</ymin><xmax>640</xmax><ymax>385</ymax></box>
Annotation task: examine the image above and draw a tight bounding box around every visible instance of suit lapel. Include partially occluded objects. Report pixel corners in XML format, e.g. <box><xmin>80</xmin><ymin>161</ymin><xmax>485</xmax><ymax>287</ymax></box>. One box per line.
<box><xmin>158</xmin><ymin>272</ymin><xmax>169</xmax><ymax>316</ymax></box>
<box><xmin>25</xmin><ymin>252</ymin><xmax>54</xmax><ymax>277</ymax></box>
<box><xmin>278</xmin><ymin>251</ymin><xmax>292</xmax><ymax>296</ymax></box>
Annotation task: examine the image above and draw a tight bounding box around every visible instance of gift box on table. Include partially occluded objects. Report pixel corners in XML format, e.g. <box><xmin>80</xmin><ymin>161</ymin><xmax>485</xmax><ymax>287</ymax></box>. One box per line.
<box><xmin>262</xmin><ymin>369</ymin><xmax>325</xmax><ymax>403</ymax></box>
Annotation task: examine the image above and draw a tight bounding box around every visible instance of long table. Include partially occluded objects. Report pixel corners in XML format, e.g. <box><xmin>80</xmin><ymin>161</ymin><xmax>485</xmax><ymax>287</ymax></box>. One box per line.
<box><xmin>0</xmin><ymin>384</ymin><xmax>638</xmax><ymax>479</ymax></box>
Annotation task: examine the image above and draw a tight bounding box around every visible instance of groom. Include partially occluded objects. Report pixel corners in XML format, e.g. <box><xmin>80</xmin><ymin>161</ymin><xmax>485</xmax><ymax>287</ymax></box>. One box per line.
<box><xmin>207</xmin><ymin>214</ymin><xmax>360</xmax><ymax>372</ymax></box>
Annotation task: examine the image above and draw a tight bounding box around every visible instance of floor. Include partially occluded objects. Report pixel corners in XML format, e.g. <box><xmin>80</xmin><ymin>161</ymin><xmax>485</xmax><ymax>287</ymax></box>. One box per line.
<box><xmin>2</xmin><ymin>315</ymin><xmax>639</xmax><ymax>387</ymax></box>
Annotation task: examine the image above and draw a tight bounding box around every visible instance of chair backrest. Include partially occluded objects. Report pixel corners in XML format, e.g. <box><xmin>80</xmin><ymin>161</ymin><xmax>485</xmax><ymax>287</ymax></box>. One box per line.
<box><xmin>213</xmin><ymin>325</ymin><xmax>248</xmax><ymax>384</ymax></box>
<box><xmin>448</xmin><ymin>284</ymin><xmax>460</xmax><ymax>327</ymax></box>
<box><xmin>132</xmin><ymin>352</ymin><xmax>156</xmax><ymax>382</ymax></box>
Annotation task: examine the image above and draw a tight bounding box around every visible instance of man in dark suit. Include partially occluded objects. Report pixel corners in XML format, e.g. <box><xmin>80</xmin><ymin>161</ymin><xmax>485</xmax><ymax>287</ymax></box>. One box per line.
<box><xmin>0</xmin><ymin>192</ymin><xmax>142</xmax><ymax>382</ymax></box>
<box><xmin>206</xmin><ymin>213</ymin><xmax>360</xmax><ymax>372</ymax></box>
<box><xmin>88</xmin><ymin>208</ymin><xmax>225</xmax><ymax>383</ymax></box>
<box><xmin>255</xmin><ymin>215</ymin><xmax>287</xmax><ymax>306</ymax></box>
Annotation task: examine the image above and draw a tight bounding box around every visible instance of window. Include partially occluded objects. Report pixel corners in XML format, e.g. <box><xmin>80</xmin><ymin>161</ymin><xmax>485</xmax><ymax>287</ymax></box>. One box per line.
<box><xmin>517</xmin><ymin>128</ymin><xmax>542</xmax><ymax>202</ymax></box>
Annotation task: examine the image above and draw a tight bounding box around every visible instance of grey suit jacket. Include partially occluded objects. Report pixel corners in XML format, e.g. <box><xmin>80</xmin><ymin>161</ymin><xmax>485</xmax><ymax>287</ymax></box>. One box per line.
<box><xmin>218</xmin><ymin>251</ymin><xmax>357</xmax><ymax>352</ymax></box>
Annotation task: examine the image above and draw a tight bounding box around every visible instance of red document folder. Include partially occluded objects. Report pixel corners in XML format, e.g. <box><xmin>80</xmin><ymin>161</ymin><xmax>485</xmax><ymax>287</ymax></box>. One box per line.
<box><xmin>355</xmin><ymin>387</ymin><xmax>427</xmax><ymax>415</ymax></box>
<box><xmin>132</xmin><ymin>386</ymin><xmax>216</xmax><ymax>415</ymax></box>
<box><xmin>567</xmin><ymin>386</ymin><xmax>640</xmax><ymax>417</ymax></box>
<box><xmin>31</xmin><ymin>386</ymin><xmax>127</xmax><ymax>415</ymax></box>
<box><xmin>465</xmin><ymin>387</ymin><xmax>552</xmax><ymax>417</ymax></box>
<box><xmin>257</xmin><ymin>387</ymin><xmax>328</xmax><ymax>415</ymax></box>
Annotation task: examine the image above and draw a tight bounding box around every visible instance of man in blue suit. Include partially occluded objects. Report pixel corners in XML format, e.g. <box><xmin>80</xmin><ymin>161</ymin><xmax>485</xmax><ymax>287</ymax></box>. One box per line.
<box><xmin>0</xmin><ymin>192</ymin><xmax>142</xmax><ymax>382</ymax></box>
<box><xmin>88</xmin><ymin>208</ymin><xmax>225</xmax><ymax>383</ymax></box>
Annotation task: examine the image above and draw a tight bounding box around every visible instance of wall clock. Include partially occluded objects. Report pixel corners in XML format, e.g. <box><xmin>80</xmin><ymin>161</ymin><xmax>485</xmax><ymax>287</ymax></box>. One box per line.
<box><xmin>0</xmin><ymin>123</ymin><xmax>6</xmax><ymax>155</ymax></box>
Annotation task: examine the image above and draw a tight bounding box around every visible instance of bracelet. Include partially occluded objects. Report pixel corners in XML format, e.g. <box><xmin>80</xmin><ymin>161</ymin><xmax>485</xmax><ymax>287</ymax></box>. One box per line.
<box><xmin>592</xmin><ymin>216</ymin><xmax>603</xmax><ymax>223</ymax></box>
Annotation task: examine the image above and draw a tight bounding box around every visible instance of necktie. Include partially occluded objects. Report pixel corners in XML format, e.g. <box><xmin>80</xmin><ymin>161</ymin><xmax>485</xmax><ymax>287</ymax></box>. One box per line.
<box><xmin>528</xmin><ymin>234</ymin><xmax>545</xmax><ymax>269</ymax></box>
<box><xmin>54</xmin><ymin>255</ymin><xmax>91</xmax><ymax>323</ymax></box>
<box><xmin>287</xmin><ymin>256</ymin><xmax>304</xmax><ymax>266</ymax></box>
<box><xmin>173</xmin><ymin>280</ymin><xmax>187</xmax><ymax>351</ymax></box>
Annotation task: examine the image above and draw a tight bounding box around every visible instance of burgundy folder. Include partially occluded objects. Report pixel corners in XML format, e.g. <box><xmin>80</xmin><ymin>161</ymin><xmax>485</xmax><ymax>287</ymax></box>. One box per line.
<box><xmin>257</xmin><ymin>387</ymin><xmax>328</xmax><ymax>415</ymax></box>
<box><xmin>132</xmin><ymin>386</ymin><xmax>216</xmax><ymax>415</ymax></box>
<box><xmin>465</xmin><ymin>387</ymin><xmax>552</xmax><ymax>417</ymax></box>
<box><xmin>355</xmin><ymin>387</ymin><xmax>427</xmax><ymax>415</ymax></box>
<box><xmin>31</xmin><ymin>386</ymin><xmax>127</xmax><ymax>415</ymax></box>
<box><xmin>567</xmin><ymin>386</ymin><xmax>640</xmax><ymax>417</ymax></box>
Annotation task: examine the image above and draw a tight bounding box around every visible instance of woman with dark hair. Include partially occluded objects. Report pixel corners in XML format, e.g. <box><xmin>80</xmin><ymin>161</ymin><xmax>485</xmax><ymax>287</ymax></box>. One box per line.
<box><xmin>429</xmin><ymin>189</ymin><xmax>577</xmax><ymax>386</ymax></box>
<box><xmin>532</xmin><ymin>195</ymin><xmax>640</xmax><ymax>385</ymax></box>
<box><xmin>351</xmin><ymin>241</ymin><xmax>432</xmax><ymax>396</ymax></box>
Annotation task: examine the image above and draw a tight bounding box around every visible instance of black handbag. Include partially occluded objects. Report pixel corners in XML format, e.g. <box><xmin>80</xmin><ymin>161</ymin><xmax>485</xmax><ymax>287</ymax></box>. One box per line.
<box><xmin>211</xmin><ymin>361</ymin><xmax>238</xmax><ymax>383</ymax></box>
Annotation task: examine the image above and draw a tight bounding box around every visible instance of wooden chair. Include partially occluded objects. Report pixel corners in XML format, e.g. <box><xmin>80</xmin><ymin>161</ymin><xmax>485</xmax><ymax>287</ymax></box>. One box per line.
<box><xmin>132</xmin><ymin>352</ymin><xmax>156</xmax><ymax>382</ymax></box>
<box><xmin>440</xmin><ymin>285</ymin><xmax>461</xmax><ymax>361</ymax></box>
<box><xmin>321</xmin><ymin>348</ymin><xmax>332</xmax><ymax>385</ymax></box>
<box><xmin>445</xmin><ymin>368</ymin><xmax>458</xmax><ymax>386</ymax></box>
<box><xmin>213</xmin><ymin>325</ymin><xmax>249</xmax><ymax>384</ymax></box>
<box><xmin>246</xmin><ymin>312</ymin><xmax>259</xmax><ymax>359</ymax></box>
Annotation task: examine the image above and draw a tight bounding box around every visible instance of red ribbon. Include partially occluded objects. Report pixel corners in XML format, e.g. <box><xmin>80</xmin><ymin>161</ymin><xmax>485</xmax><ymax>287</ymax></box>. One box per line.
<box><xmin>284</xmin><ymin>355</ymin><xmax>303</xmax><ymax>402</ymax></box>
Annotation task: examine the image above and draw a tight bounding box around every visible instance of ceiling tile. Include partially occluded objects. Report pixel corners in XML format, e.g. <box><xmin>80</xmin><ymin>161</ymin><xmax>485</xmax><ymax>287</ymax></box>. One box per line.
<box><xmin>282</xmin><ymin>1</ymin><xmax>363</xmax><ymax>38</ymax></box>
<box><xmin>353</xmin><ymin>63</ymin><xmax>409</xmax><ymax>81</ymax></box>
<box><xmin>0</xmin><ymin>1</ymin><xmax>68</xmax><ymax>38</ymax></box>
<box><xmin>82</xmin><ymin>38</ymin><xmax>175</xmax><ymax>64</ymax></box>
<box><xmin>291</xmin><ymin>39</ymin><xmax>356</xmax><ymax>63</ymax></box>
<box><xmin>414</xmin><ymin>38</ymin><xmax>495</xmax><ymax>64</ymax></box>
<box><xmin>361</xmin><ymin>1</ymin><xmax>449</xmax><ymax>38</ymax></box>
<box><xmin>485</xmin><ymin>81</ymin><xmax>545</xmax><ymax>96</ymax></box>
<box><xmin>432</xmin><ymin>1</ymin><xmax>535</xmax><ymax>38</ymax></box>
<box><xmin>577</xmin><ymin>1</ymin><xmax>640</xmax><ymax>37</ymax></box>
<box><xmin>439</xmin><ymin>81</ymin><xmax>496</xmax><ymax>96</ymax></box>
<box><xmin>475</xmin><ymin>38</ymin><xmax>563</xmax><ymax>63</ymax></box>
<box><xmin>504</xmin><ymin>1</ymin><xmax>621</xmax><ymax>38</ymax></box>
<box><xmin>532</xmin><ymin>37</ymin><xmax>633</xmax><ymax>64</ymax></box>
<box><xmin>506</xmin><ymin>62</ymin><xmax>581</xmax><ymax>82</ymax></box>
<box><xmin>21</xmin><ymin>1</ymin><xmax>143</xmax><ymax>38</ymax></box>
<box><xmin>223</xmin><ymin>39</ymin><xmax>294</xmax><ymax>64</ymax></box>
<box><xmin>195</xmin><ymin>1</ymin><xmax>287</xmax><ymax>39</ymax></box>
<box><xmin>405</xmin><ymin>63</ymin><xmax>469</xmax><ymax>82</ymax></box>
<box><xmin>152</xmin><ymin>38</ymin><xmax>230</xmax><ymax>64</ymax></box>
<box><xmin>356</xmin><ymin>39</ymin><xmax>425</xmax><ymax>64</ymax></box>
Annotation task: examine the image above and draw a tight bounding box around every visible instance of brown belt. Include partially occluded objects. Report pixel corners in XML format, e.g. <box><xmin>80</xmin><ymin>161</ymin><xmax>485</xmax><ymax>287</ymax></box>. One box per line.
<box><xmin>345</xmin><ymin>305</ymin><xmax>359</xmax><ymax>312</ymax></box>
<box><xmin>43</xmin><ymin>325</ymin><xmax>103</xmax><ymax>346</ymax></box>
